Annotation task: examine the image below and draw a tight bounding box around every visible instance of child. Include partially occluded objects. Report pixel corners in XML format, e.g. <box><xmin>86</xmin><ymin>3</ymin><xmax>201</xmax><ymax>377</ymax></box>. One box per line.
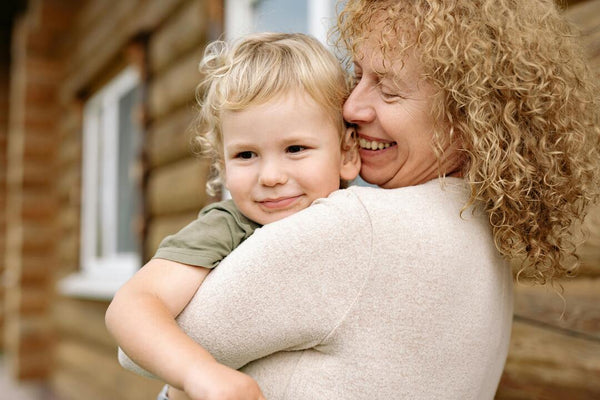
<box><xmin>105</xmin><ymin>32</ymin><xmax>360</xmax><ymax>400</ymax></box>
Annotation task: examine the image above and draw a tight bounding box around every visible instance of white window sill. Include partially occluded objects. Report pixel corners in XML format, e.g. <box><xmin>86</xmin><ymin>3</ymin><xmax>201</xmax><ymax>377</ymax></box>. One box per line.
<box><xmin>57</xmin><ymin>272</ymin><xmax>131</xmax><ymax>301</ymax></box>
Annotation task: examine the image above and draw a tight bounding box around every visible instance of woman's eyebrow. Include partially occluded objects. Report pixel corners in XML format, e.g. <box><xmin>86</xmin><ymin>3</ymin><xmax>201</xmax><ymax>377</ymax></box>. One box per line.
<box><xmin>380</xmin><ymin>73</ymin><xmax>413</xmax><ymax>92</ymax></box>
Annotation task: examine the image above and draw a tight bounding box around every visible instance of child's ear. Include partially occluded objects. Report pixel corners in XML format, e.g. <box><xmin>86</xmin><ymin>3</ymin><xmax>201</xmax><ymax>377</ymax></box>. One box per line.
<box><xmin>339</xmin><ymin>127</ymin><xmax>361</xmax><ymax>181</ymax></box>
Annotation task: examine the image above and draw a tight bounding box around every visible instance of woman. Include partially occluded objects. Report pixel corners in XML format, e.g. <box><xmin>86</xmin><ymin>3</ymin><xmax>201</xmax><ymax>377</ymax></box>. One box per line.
<box><xmin>119</xmin><ymin>0</ymin><xmax>599</xmax><ymax>399</ymax></box>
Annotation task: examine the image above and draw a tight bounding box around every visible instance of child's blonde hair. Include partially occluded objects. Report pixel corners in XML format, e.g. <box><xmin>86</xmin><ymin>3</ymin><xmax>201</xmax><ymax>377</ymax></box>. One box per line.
<box><xmin>193</xmin><ymin>32</ymin><xmax>351</xmax><ymax>195</ymax></box>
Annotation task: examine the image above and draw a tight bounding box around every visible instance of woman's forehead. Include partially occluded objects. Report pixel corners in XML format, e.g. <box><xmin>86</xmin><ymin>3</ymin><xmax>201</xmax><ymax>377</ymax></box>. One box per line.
<box><xmin>354</xmin><ymin>37</ymin><xmax>417</xmax><ymax>75</ymax></box>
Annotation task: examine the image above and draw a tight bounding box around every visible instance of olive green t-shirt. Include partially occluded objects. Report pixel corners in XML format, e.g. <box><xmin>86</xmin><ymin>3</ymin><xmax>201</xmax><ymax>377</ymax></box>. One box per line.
<box><xmin>153</xmin><ymin>200</ymin><xmax>261</xmax><ymax>268</ymax></box>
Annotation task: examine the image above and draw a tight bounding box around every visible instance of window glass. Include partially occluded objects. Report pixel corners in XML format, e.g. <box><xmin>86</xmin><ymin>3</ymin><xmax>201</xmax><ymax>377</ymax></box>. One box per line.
<box><xmin>225</xmin><ymin>0</ymin><xmax>336</xmax><ymax>44</ymax></box>
<box><xmin>253</xmin><ymin>0</ymin><xmax>307</xmax><ymax>33</ymax></box>
<box><xmin>116</xmin><ymin>87</ymin><xmax>142</xmax><ymax>254</ymax></box>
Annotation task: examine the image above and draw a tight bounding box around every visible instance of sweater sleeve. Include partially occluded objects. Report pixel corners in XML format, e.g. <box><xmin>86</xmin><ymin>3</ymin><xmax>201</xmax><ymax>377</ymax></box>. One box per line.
<box><xmin>175</xmin><ymin>189</ymin><xmax>373</xmax><ymax>369</ymax></box>
<box><xmin>118</xmin><ymin>189</ymin><xmax>373</xmax><ymax>375</ymax></box>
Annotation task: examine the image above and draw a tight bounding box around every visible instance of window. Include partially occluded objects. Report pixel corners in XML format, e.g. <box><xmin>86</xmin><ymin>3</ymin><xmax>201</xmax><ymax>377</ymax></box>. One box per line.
<box><xmin>59</xmin><ymin>67</ymin><xmax>143</xmax><ymax>299</ymax></box>
<box><xmin>225</xmin><ymin>0</ymin><xmax>337</xmax><ymax>43</ymax></box>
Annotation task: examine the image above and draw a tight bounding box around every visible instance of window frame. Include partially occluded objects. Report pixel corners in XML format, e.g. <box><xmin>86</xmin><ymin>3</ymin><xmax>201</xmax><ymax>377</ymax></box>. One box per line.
<box><xmin>58</xmin><ymin>67</ymin><xmax>142</xmax><ymax>300</ymax></box>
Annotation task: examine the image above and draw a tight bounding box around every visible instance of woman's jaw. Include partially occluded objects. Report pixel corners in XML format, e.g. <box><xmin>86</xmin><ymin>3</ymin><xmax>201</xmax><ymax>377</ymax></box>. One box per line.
<box><xmin>357</xmin><ymin>133</ymin><xmax>464</xmax><ymax>188</ymax></box>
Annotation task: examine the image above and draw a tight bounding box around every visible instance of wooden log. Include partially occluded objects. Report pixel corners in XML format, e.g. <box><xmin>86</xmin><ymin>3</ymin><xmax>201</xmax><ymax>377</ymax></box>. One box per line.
<box><xmin>62</xmin><ymin>0</ymin><xmax>142</xmax><ymax>95</ymax></box>
<box><xmin>60</xmin><ymin>0</ymin><xmax>186</xmax><ymax>103</ymax></box>
<box><xmin>56</xmin><ymin>235</ymin><xmax>79</xmax><ymax>274</ymax></box>
<box><xmin>20</xmin><ymin>190</ymin><xmax>57</xmax><ymax>219</ymax></box>
<box><xmin>57</xmin><ymin>101</ymin><xmax>83</xmax><ymax>135</ymax></box>
<box><xmin>147</xmin><ymin>105</ymin><xmax>197</xmax><ymax>168</ymax></box>
<box><xmin>13</xmin><ymin>346</ymin><xmax>51</xmax><ymax>380</ymax></box>
<box><xmin>513</xmin><ymin>278</ymin><xmax>600</xmax><ymax>339</ymax></box>
<box><xmin>146</xmin><ymin>157</ymin><xmax>210</xmax><ymax>216</ymax></box>
<box><xmin>577</xmin><ymin>203</ymin><xmax>600</xmax><ymax>277</ymax></box>
<box><xmin>148</xmin><ymin>48</ymin><xmax>203</xmax><ymax>120</ymax></box>
<box><xmin>20</xmin><ymin>162</ymin><xmax>56</xmax><ymax>187</ymax></box>
<box><xmin>57</xmin><ymin>134</ymin><xmax>81</xmax><ymax>167</ymax></box>
<box><xmin>52</xmin><ymin>297</ymin><xmax>115</xmax><ymax>351</ymax></box>
<box><xmin>56</xmin><ymin>167</ymin><xmax>81</xmax><ymax>205</ymax></box>
<box><xmin>54</xmin><ymin>337</ymin><xmax>165</xmax><ymax>400</ymax></box>
<box><xmin>496</xmin><ymin>319</ymin><xmax>600</xmax><ymax>399</ymax></box>
<box><xmin>20</xmin><ymin>0</ymin><xmax>76</xmax><ymax>43</ymax></box>
<box><xmin>145</xmin><ymin>211</ymin><xmax>199</xmax><ymax>258</ymax></box>
<box><xmin>21</xmin><ymin>254</ymin><xmax>56</xmax><ymax>283</ymax></box>
<box><xmin>4</xmin><ymin>314</ymin><xmax>53</xmax><ymax>380</ymax></box>
<box><xmin>76</xmin><ymin>0</ymin><xmax>117</xmax><ymax>34</ymax></box>
<box><xmin>22</xmin><ymin>131</ymin><xmax>56</xmax><ymax>162</ymax></box>
<box><xmin>20</xmin><ymin>220</ymin><xmax>56</xmax><ymax>252</ymax></box>
<box><xmin>149</xmin><ymin>0</ymin><xmax>207</xmax><ymax>74</ymax></box>
<box><xmin>564</xmin><ymin>0</ymin><xmax>600</xmax><ymax>31</ymax></box>
<box><xmin>52</xmin><ymin>368</ymin><xmax>115</xmax><ymax>400</ymax></box>
<box><xmin>19</xmin><ymin>283</ymin><xmax>52</xmax><ymax>312</ymax></box>
<box><xmin>58</xmin><ymin>206</ymin><xmax>79</xmax><ymax>233</ymax></box>
<box><xmin>24</xmin><ymin>57</ymin><xmax>63</xmax><ymax>85</ymax></box>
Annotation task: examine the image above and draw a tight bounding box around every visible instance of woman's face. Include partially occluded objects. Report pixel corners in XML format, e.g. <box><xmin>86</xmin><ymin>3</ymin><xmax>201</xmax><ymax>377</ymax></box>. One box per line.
<box><xmin>343</xmin><ymin>44</ymin><xmax>458</xmax><ymax>188</ymax></box>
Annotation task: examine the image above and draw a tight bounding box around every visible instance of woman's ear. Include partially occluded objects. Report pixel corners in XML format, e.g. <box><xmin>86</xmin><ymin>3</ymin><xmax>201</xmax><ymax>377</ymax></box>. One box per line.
<box><xmin>339</xmin><ymin>127</ymin><xmax>361</xmax><ymax>181</ymax></box>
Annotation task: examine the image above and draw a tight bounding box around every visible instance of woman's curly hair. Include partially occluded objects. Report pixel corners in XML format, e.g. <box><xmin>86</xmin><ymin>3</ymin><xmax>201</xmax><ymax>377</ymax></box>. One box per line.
<box><xmin>335</xmin><ymin>0</ymin><xmax>600</xmax><ymax>284</ymax></box>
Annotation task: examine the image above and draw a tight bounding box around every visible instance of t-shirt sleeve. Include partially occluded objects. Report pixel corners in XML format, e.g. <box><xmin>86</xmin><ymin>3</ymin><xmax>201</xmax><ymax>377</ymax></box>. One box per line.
<box><xmin>173</xmin><ymin>189</ymin><xmax>373</xmax><ymax>369</ymax></box>
<box><xmin>153</xmin><ymin>200</ymin><xmax>260</xmax><ymax>268</ymax></box>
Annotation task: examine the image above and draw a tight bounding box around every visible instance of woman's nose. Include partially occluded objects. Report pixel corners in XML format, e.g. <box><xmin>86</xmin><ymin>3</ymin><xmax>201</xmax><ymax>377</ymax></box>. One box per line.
<box><xmin>258</xmin><ymin>160</ymin><xmax>288</xmax><ymax>187</ymax></box>
<box><xmin>343</xmin><ymin>83</ymin><xmax>375</xmax><ymax>124</ymax></box>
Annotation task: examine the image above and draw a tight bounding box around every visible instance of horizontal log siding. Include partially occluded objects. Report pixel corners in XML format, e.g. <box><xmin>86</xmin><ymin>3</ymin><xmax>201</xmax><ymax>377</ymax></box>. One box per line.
<box><xmin>33</xmin><ymin>0</ymin><xmax>215</xmax><ymax>398</ymax></box>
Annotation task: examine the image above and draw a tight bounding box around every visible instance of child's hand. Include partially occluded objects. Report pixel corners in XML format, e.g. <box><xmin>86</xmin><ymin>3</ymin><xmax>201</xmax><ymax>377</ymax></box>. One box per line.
<box><xmin>182</xmin><ymin>361</ymin><xmax>266</xmax><ymax>400</ymax></box>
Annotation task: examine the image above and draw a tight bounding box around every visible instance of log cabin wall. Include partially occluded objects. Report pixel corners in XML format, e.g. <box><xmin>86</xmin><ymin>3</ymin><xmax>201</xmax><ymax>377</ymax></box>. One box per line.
<box><xmin>0</xmin><ymin>14</ymin><xmax>10</xmax><ymax>348</ymax></box>
<box><xmin>3</xmin><ymin>0</ymin><xmax>220</xmax><ymax>398</ymax></box>
<box><xmin>4</xmin><ymin>0</ymin><xmax>76</xmax><ymax>380</ymax></box>
<box><xmin>51</xmin><ymin>1</ymin><xmax>220</xmax><ymax>398</ymax></box>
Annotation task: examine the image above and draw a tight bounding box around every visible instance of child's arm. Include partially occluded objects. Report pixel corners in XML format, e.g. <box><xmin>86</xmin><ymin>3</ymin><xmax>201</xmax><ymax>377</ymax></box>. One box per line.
<box><xmin>105</xmin><ymin>258</ymin><xmax>265</xmax><ymax>400</ymax></box>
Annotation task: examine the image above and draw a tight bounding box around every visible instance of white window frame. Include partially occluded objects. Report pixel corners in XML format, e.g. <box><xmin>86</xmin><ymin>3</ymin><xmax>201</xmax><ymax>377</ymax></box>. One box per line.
<box><xmin>224</xmin><ymin>0</ymin><xmax>336</xmax><ymax>43</ymax></box>
<box><xmin>59</xmin><ymin>67</ymin><xmax>142</xmax><ymax>300</ymax></box>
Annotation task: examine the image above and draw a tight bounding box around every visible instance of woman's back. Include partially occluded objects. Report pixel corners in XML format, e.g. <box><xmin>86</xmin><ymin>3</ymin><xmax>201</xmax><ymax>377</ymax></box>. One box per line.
<box><xmin>176</xmin><ymin>179</ymin><xmax>513</xmax><ymax>399</ymax></box>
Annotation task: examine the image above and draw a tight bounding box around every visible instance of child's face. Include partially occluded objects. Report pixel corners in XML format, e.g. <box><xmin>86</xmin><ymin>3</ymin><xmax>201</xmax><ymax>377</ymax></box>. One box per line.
<box><xmin>222</xmin><ymin>91</ymin><xmax>356</xmax><ymax>225</ymax></box>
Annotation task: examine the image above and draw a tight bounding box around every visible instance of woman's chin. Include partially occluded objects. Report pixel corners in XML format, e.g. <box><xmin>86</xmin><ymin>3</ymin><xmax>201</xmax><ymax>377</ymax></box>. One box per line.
<box><xmin>359</xmin><ymin>168</ymin><xmax>386</xmax><ymax>187</ymax></box>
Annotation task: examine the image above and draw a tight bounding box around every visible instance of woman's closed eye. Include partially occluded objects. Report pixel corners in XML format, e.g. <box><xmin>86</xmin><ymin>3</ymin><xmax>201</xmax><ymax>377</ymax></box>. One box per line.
<box><xmin>379</xmin><ymin>83</ymin><xmax>404</xmax><ymax>102</ymax></box>
<box><xmin>381</xmin><ymin>90</ymin><xmax>401</xmax><ymax>101</ymax></box>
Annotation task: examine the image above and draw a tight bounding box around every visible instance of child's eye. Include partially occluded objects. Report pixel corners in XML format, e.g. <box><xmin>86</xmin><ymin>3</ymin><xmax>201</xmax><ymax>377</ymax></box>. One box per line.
<box><xmin>287</xmin><ymin>145</ymin><xmax>307</xmax><ymax>154</ymax></box>
<box><xmin>236</xmin><ymin>151</ymin><xmax>256</xmax><ymax>159</ymax></box>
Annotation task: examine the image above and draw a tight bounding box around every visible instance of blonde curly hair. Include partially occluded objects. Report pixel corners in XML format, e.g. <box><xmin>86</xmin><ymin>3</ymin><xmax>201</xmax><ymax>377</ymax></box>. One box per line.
<box><xmin>193</xmin><ymin>32</ymin><xmax>351</xmax><ymax>195</ymax></box>
<box><xmin>335</xmin><ymin>0</ymin><xmax>600</xmax><ymax>284</ymax></box>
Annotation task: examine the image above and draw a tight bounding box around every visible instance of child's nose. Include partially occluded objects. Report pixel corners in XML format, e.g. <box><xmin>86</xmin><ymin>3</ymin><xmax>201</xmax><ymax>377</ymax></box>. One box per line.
<box><xmin>258</xmin><ymin>160</ymin><xmax>288</xmax><ymax>187</ymax></box>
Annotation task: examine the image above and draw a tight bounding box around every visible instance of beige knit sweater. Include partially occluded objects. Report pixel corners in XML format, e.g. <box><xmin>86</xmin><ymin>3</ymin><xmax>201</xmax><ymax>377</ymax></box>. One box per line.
<box><xmin>120</xmin><ymin>179</ymin><xmax>513</xmax><ymax>399</ymax></box>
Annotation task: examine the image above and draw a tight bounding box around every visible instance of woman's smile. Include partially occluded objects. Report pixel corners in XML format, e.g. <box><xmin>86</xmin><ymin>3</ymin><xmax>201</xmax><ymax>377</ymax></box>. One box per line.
<box><xmin>358</xmin><ymin>135</ymin><xmax>397</xmax><ymax>151</ymax></box>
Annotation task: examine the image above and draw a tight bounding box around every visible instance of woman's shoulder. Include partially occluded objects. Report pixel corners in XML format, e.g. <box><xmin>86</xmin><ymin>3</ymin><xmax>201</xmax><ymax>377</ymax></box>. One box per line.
<box><xmin>344</xmin><ymin>178</ymin><xmax>493</xmax><ymax>243</ymax></box>
<box><xmin>344</xmin><ymin>177</ymin><xmax>470</xmax><ymax>215</ymax></box>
